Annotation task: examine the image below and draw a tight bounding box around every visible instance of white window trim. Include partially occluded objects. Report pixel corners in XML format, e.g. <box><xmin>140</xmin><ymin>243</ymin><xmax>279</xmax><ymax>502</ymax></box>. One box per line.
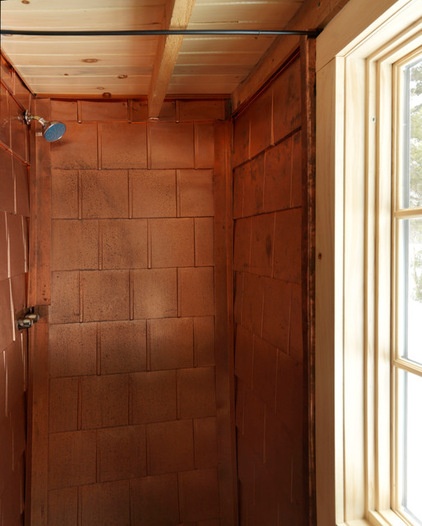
<box><xmin>315</xmin><ymin>1</ymin><xmax>422</xmax><ymax>525</ymax></box>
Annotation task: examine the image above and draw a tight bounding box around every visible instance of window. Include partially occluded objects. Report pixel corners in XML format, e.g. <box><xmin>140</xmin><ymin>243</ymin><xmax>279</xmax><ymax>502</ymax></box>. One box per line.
<box><xmin>315</xmin><ymin>1</ymin><xmax>422</xmax><ymax>525</ymax></box>
<box><xmin>393</xmin><ymin>54</ymin><xmax>422</xmax><ymax>526</ymax></box>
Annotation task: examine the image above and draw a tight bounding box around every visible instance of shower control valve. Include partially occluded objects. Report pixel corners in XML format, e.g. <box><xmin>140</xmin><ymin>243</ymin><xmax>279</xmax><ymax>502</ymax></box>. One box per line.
<box><xmin>16</xmin><ymin>308</ymin><xmax>40</xmax><ymax>330</ymax></box>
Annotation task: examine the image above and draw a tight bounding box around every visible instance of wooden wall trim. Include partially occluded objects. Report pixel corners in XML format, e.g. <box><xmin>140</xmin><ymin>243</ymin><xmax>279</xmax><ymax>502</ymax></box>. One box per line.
<box><xmin>26</xmin><ymin>320</ymin><xmax>49</xmax><ymax>526</ymax></box>
<box><xmin>213</xmin><ymin>120</ymin><xmax>238</xmax><ymax>526</ymax></box>
<box><xmin>300</xmin><ymin>35</ymin><xmax>317</xmax><ymax>526</ymax></box>
<box><xmin>26</xmin><ymin>98</ymin><xmax>52</xmax><ymax>526</ymax></box>
<box><xmin>28</xmin><ymin>99</ymin><xmax>52</xmax><ymax>307</ymax></box>
<box><xmin>315</xmin><ymin>55</ymin><xmax>345</xmax><ymax>526</ymax></box>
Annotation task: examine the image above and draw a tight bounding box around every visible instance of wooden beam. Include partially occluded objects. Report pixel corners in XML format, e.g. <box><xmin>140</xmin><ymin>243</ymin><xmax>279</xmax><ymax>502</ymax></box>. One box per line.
<box><xmin>148</xmin><ymin>0</ymin><xmax>195</xmax><ymax>119</ymax></box>
<box><xmin>213</xmin><ymin>120</ymin><xmax>238</xmax><ymax>526</ymax></box>
<box><xmin>231</xmin><ymin>0</ymin><xmax>350</xmax><ymax>112</ymax></box>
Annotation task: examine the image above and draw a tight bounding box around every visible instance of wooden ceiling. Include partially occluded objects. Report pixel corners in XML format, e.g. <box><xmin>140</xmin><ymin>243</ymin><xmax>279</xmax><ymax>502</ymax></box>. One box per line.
<box><xmin>0</xmin><ymin>0</ymin><xmax>306</xmax><ymax>116</ymax></box>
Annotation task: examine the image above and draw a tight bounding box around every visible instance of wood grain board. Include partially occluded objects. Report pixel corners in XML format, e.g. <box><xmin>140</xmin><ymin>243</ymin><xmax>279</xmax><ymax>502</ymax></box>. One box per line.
<box><xmin>1</xmin><ymin>0</ymin><xmax>306</xmax><ymax>115</ymax></box>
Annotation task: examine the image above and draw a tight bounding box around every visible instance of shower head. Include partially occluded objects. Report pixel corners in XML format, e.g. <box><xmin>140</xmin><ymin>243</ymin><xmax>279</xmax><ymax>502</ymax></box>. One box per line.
<box><xmin>23</xmin><ymin>110</ymin><xmax>66</xmax><ymax>142</ymax></box>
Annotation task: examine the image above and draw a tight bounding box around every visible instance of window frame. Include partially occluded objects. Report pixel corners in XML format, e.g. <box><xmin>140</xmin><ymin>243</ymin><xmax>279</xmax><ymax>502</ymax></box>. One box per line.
<box><xmin>315</xmin><ymin>1</ymin><xmax>422</xmax><ymax>525</ymax></box>
<box><xmin>391</xmin><ymin>50</ymin><xmax>422</xmax><ymax>526</ymax></box>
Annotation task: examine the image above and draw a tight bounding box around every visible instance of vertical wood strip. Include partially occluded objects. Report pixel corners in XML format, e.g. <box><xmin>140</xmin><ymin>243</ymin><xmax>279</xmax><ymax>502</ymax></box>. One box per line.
<box><xmin>300</xmin><ymin>35</ymin><xmax>317</xmax><ymax>526</ymax></box>
<box><xmin>26</xmin><ymin>99</ymin><xmax>52</xmax><ymax>526</ymax></box>
<box><xmin>213</xmin><ymin>120</ymin><xmax>238</xmax><ymax>526</ymax></box>
<box><xmin>315</xmin><ymin>59</ymin><xmax>342</xmax><ymax>526</ymax></box>
<box><xmin>28</xmin><ymin>100</ymin><xmax>51</xmax><ymax>307</ymax></box>
<box><xmin>26</xmin><ymin>319</ymin><xmax>49</xmax><ymax>526</ymax></box>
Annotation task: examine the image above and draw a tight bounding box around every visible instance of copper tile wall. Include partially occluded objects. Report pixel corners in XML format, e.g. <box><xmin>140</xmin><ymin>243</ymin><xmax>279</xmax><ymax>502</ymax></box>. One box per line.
<box><xmin>0</xmin><ymin>54</ymin><xmax>31</xmax><ymax>526</ymax></box>
<box><xmin>46</xmin><ymin>99</ymin><xmax>226</xmax><ymax>525</ymax></box>
<box><xmin>232</xmin><ymin>55</ymin><xmax>308</xmax><ymax>525</ymax></box>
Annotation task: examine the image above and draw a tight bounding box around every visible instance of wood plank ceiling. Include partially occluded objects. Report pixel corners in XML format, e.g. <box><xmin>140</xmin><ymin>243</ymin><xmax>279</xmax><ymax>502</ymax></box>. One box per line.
<box><xmin>0</xmin><ymin>0</ymin><xmax>305</xmax><ymax>116</ymax></box>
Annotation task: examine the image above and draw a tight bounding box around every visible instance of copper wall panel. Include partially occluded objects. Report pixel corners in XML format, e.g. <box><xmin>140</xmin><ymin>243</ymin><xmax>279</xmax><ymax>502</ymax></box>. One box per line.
<box><xmin>232</xmin><ymin>48</ymin><xmax>314</xmax><ymax>526</ymax></box>
<box><xmin>32</xmin><ymin>98</ymin><xmax>232</xmax><ymax>525</ymax></box>
<box><xmin>130</xmin><ymin>474</ymin><xmax>179</xmax><ymax>525</ymax></box>
<box><xmin>0</xmin><ymin>149</ymin><xmax>14</xmax><ymax>212</ymax></box>
<box><xmin>131</xmin><ymin>169</ymin><xmax>177</xmax><ymax>218</ymax></box>
<box><xmin>100</xmin><ymin>123</ymin><xmax>147</xmax><ymax>169</ymax></box>
<box><xmin>0</xmin><ymin>53</ymin><xmax>30</xmax><ymax>526</ymax></box>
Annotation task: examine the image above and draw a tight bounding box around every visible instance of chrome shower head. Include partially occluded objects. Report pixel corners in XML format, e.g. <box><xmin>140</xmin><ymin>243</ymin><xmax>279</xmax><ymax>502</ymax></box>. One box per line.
<box><xmin>23</xmin><ymin>110</ymin><xmax>66</xmax><ymax>142</ymax></box>
<box><xmin>42</xmin><ymin>120</ymin><xmax>66</xmax><ymax>142</ymax></box>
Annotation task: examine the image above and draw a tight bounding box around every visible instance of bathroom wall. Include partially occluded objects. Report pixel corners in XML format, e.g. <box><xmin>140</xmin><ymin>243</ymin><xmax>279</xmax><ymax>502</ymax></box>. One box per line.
<box><xmin>2</xmin><ymin>38</ymin><xmax>316</xmax><ymax>526</ymax></box>
<box><xmin>29</xmin><ymin>98</ymin><xmax>236</xmax><ymax>525</ymax></box>
<box><xmin>0</xmin><ymin>55</ymin><xmax>31</xmax><ymax>525</ymax></box>
<box><xmin>232</xmin><ymin>44</ymin><xmax>315</xmax><ymax>525</ymax></box>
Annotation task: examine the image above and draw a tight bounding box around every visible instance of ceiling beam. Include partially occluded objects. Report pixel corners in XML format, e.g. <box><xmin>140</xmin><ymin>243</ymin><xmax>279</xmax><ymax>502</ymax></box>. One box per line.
<box><xmin>148</xmin><ymin>0</ymin><xmax>195</xmax><ymax>119</ymax></box>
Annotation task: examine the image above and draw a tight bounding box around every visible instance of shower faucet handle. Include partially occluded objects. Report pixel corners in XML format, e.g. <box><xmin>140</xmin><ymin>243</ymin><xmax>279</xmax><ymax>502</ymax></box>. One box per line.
<box><xmin>16</xmin><ymin>307</ymin><xmax>40</xmax><ymax>330</ymax></box>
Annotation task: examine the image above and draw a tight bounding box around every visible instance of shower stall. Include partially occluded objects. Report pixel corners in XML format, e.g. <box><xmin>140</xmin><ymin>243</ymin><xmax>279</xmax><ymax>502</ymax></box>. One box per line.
<box><xmin>1</xmin><ymin>35</ymin><xmax>315</xmax><ymax>526</ymax></box>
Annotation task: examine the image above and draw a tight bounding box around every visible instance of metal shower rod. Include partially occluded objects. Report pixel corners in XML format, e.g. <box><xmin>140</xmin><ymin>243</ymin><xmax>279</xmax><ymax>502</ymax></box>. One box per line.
<box><xmin>0</xmin><ymin>28</ymin><xmax>321</xmax><ymax>37</ymax></box>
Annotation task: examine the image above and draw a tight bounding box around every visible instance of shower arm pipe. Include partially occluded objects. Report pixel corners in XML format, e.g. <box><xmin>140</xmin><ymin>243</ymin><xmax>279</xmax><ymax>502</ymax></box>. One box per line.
<box><xmin>24</xmin><ymin>112</ymin><xmax>47</xmax><ymax>126</ymax></box>
<box><xmin>0</xmin><ymin>28</ymin><xmax>321</xmax><ymax>38</ymax></box>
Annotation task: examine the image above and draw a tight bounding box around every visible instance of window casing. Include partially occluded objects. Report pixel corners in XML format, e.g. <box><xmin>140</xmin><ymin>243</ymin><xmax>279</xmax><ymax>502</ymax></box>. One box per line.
<box><xmin>315</xmin><ymin>1</ymin><xmax>422</xmax><ymax>525</ymax></box>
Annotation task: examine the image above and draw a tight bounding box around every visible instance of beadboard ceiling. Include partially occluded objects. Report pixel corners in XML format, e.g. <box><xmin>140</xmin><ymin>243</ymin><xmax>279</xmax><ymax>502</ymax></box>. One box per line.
<box><xmin>0</xmin><ymin>0</ymin><xmax>305</xmax><ymax>115</ymax></box>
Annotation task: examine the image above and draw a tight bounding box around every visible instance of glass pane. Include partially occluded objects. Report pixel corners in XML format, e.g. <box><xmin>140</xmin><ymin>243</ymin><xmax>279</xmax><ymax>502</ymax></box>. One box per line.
<box><xmin>401</xmin><ymin>57</ymin><xmax>422</xmax><ymax>209</ymax></box>
<box><xmin>398</xmin><ymin>218</ymin><xmax>422</xmax><ymax>365</ymax></box>
<box><xmin>398</xmin><ymin>370</ymin><xmax>422</xmax><ymax>524</ymax></box>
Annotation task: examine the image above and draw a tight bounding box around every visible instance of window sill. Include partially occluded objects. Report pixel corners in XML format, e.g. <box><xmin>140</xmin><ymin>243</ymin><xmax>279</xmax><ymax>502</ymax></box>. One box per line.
<box><xmin>368</xmin><ymin>510</ymin><xmax>412</xmax><ymax>526</ymax></box>
<box><xmin>338</xmin><ymin>510</ymin><xmax>411</xmax><ymax>526</ymax></box>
